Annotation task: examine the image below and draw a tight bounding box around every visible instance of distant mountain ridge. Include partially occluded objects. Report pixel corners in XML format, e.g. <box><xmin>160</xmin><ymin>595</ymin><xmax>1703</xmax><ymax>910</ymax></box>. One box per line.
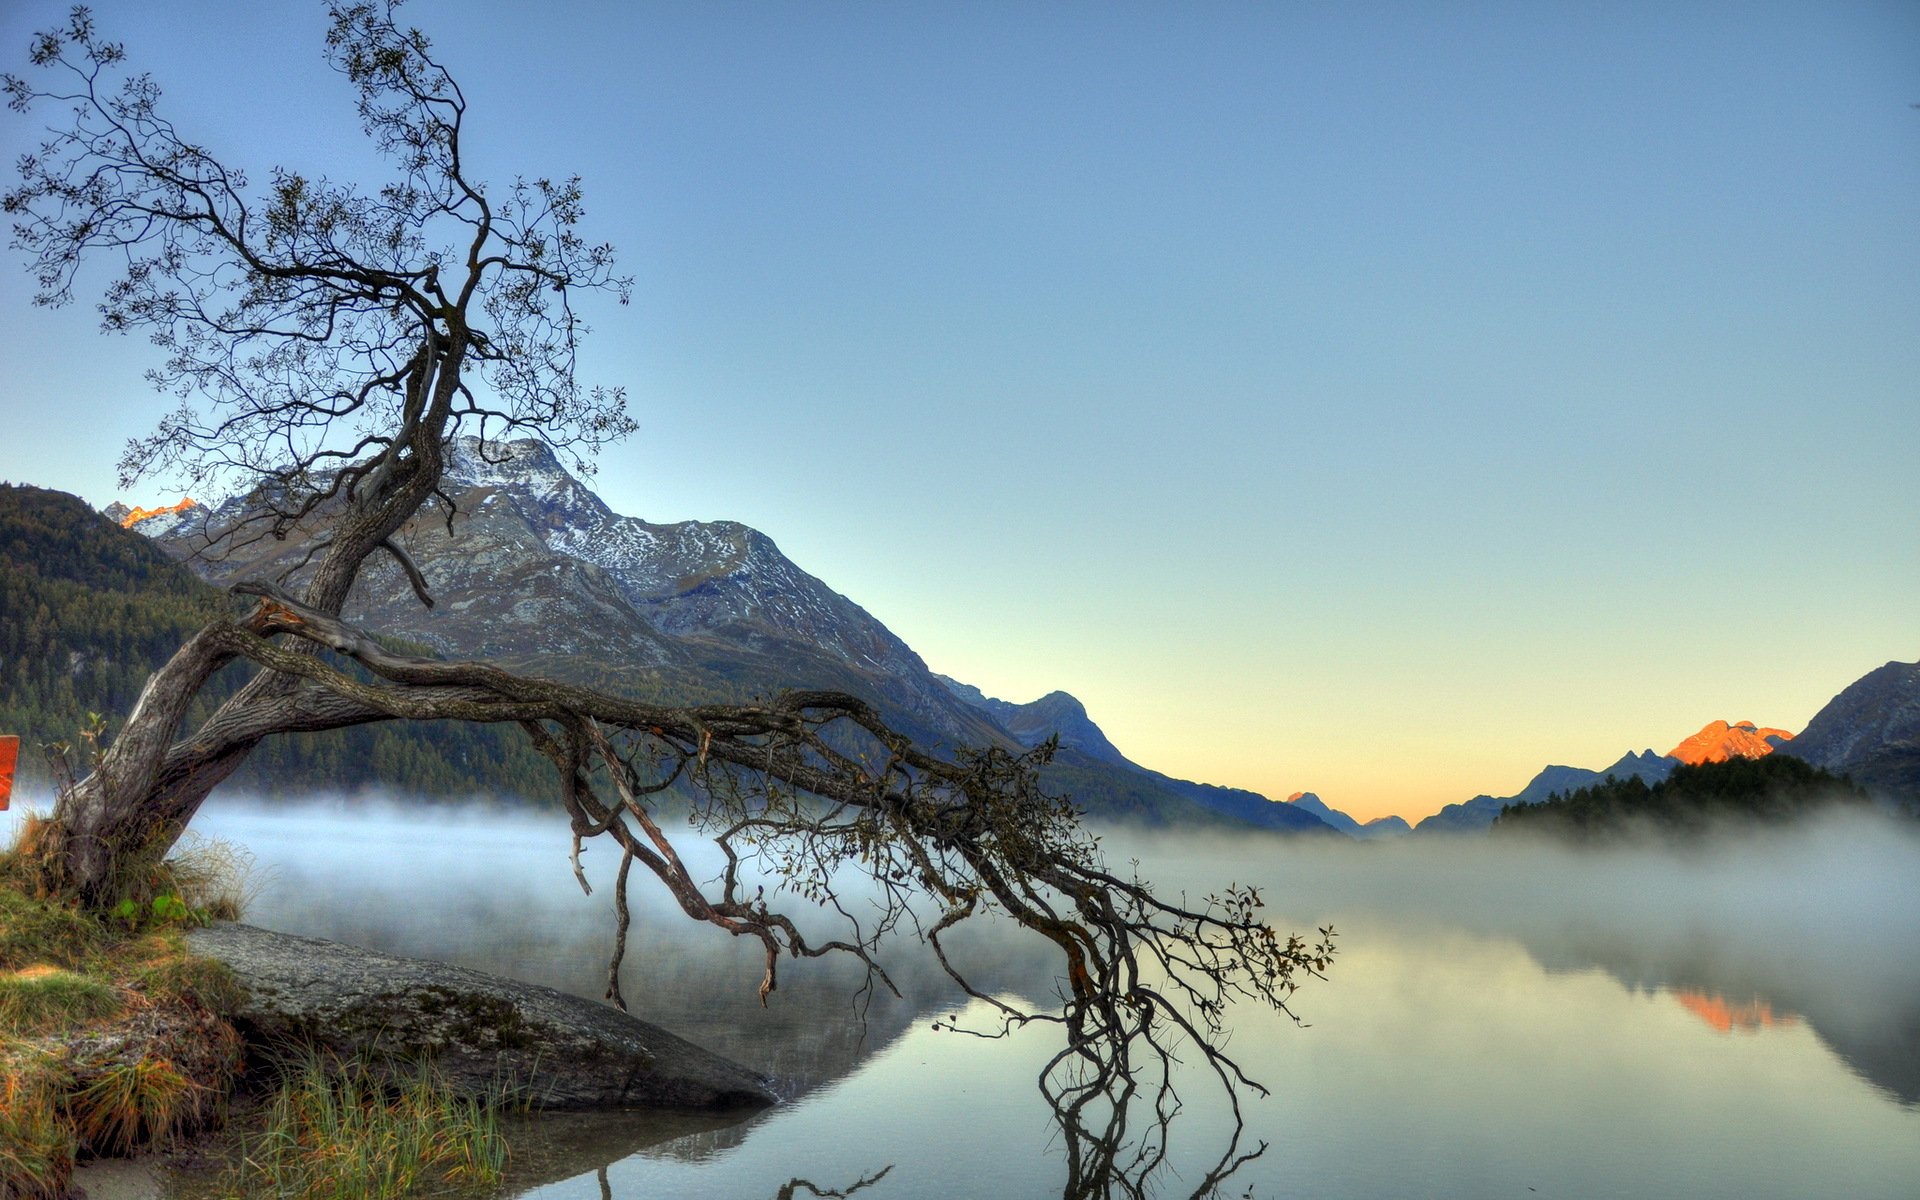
<box><xmin>935</xmin><ymin>677</ymin><xmax>1135</xmax><ymax>768</ymax></box>
<box><xmin>937</xmin><ymin>679</ymin><xmax>1334</xmax><ymax>834</ymax></box>
<box><xmin>104</xmin><ymin>446</ymin><xmax>1920</xmax><ymax>829</ymax></box>
<box><xmin>1280</xmin><ymin>792</ymin><xmax>1409</xmax><ymax>839</ymax></box>
<box><xmin>1415</xmin><ymin>750</ymin><xmax>1679</xmax><ymax>835</ymax></box>
<box><xmin>1412</xmin><ymin>712</ymin><xmax>1823</xmax><ymax>836</ymax></box>
<box><xmin>125</xmin><ymin>438</ymin><xmax>1334</xmax><ymax>832</ymax></box>
<box><xmin>103</xmin><ymin>497</ymin><xmax>200</xmax><ymax>529</ymax></box>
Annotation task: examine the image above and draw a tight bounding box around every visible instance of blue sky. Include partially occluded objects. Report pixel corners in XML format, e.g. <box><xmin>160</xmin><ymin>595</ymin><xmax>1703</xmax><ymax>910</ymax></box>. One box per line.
<box><xmin>1</xmin><ymin>1</ymin><xmax>1915</xmax><ymax>820</ymax></box>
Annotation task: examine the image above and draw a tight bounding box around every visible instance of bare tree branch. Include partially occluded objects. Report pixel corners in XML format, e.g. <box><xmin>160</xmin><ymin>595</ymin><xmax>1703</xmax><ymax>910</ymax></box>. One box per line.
<box><xmin>6</xmin><ymin>9</ymin><xmax>1334</xmax><ymax>1195</ymax></box>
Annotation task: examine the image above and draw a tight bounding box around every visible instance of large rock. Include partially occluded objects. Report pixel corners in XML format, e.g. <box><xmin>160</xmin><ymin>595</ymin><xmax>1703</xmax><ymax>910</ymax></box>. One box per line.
<box><xmin>183</xmin><ymin>923</ymin><xmax>775</xmax><ymax>1112</ymax></box>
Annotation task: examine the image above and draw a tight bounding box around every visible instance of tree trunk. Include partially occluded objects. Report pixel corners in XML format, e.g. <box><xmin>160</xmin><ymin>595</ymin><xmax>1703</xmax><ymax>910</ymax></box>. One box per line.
<box><xmin>45</xmin><ymin>340</ymin><xmax>468</xmax><ymax>906</ymax></box>
<box><xmin>48</xmin><ymin>624</ymin><xmax>241</xmax><ymax>902</ymax></box>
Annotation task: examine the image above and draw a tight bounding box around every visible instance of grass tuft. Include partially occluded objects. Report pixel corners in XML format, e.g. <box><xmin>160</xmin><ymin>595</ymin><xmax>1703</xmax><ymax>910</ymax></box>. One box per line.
<box><xmin>0</xmin><ymin>822</ymin><xmax>250</xmax><ymax>1196</ymax></box>
<box><xmin>165</xmin><ymin>833</ymin><xmax>265</xmax><ymax>922</ymax></box>
<box><xmin>0</xmin><ymin>882</ymin><xmax>103</xmax><ymax>971</ymax></box>
<box><xmin>70</xmin><ymin>1053</ymin><xmax>205</xmax><ymax>1156</ymax></box>
<box><xmin>0</xmin><ymin>1050</ymin><xmax>78</xmax><ymax>1200</ymax></box>
<box><xmin>0</xmin><ymin>964</ymin><xmax>121</xmax><ymax>1035</ymax></box>
<box><xmin>128</xmin><ymin>945</ymin><xmax>249</xmax><ymax>1013</ymax></box>
<box><xmin>223</xmin><ymin>1050</ymin><xmax>508</xmax><ymax>1200</ymax></box>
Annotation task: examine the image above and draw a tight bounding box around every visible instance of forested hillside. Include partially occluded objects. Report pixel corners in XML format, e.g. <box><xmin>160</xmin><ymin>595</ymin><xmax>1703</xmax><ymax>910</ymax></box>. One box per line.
<box><xmin>1492</xmin><ymin>755</ymin><xmax>1868</xmax><ymax>841</ymax></box>
<box><xmin>0</xmin><ymin>484</ymin><xmax>554</xmax><ymax>801</ymax></box>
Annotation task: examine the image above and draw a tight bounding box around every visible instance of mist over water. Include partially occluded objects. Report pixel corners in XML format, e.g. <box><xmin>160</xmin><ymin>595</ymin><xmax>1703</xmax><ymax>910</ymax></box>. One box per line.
<box><xmin>182</xmin><ymin>797</ymin><xmax>1920</xmax><ymax>1110</ymax></box>
<box><xmin>23</xmin><ymin>795</ymin><xmax>1920</xmax><ymax>1198</ymax></box>
<box><xmin>1108</xmin><ymin>810</ymin><xmax>1920</xmax><ymax>1105</ymax></box>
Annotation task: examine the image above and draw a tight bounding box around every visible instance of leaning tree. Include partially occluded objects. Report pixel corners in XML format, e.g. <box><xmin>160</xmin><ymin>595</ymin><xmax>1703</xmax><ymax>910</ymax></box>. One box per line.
<box><xmin>6</xmin><ymin>6</ymin><xmax>1332</xmax><ymax>1195</ymax></box>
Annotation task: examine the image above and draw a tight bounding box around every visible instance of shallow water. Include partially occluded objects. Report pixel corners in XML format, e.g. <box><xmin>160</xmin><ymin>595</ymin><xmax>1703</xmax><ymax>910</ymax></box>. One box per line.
<box><xmin>44</xmin><ymin>800</ymin><xmax>1920</xmax><ymax>1198</ymax></box>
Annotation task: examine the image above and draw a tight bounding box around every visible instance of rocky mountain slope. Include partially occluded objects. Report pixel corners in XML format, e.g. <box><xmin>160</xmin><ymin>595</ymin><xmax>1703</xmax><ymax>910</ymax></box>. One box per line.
<box><xmin>0</xmin><ymin>483</ymin><xmax>554</xmax><ymax>798</ymax></box>
<box><xmin>1777</xmin><ymin>660</ymin><xmax>1920</xmax><ymax>804</ymax></box>
<box><xmin>937</xmin><ymin>679</ymin><xmax>1334</xmax><ymax>833</ymax></box>
<box><xmin>159</xmin><ymin>439</ymin><xmax>1003</xmax><ymax>754</ymax></box>
<box><xmin>133</xmin><ymin>440</ymin><xmax>1333</xmax><ymax>832</ymax></box>
<box><xmin>1666</xmin><ymin>719</ymin><xmax>1793</xmax><ymax>764</ymax></box>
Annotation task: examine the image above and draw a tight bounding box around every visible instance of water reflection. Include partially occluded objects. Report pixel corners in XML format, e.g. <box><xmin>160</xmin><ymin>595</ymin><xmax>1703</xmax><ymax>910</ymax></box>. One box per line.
<box><xmin>1670</xmin><ymin>990</ymin><xmax>1798</xmax><ymax>1034</ymax></box>
<box><xmin>769</xmin><ymin>1166</ymin><xmax>893</xmax><ymax>1198</ymax></box>
<box><xmin>122</xmin><ymin>801</ymin><xmax>1920</xmax><ymax>1198</ymax></box>
<box><xmin>1127</xmin><ymin>810</ymin><xmax>1920</xmax><ymax>1110</ymax></box>
<box><xmin>494</xmin><ymin>1109</ymin><xmax>762</xmax><ymax>1193</ymax></box>
<box><xmin>1530</xmin><ymin>938</ymin><xmax>1920</xmax><ymax>1105</ymax></box>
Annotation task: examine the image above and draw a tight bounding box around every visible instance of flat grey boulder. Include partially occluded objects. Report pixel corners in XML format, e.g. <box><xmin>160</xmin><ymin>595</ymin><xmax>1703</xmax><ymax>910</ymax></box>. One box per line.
<box><xmin>183</xmin><ymin>922</ymin><xmax>775</xmax><ymax>1112</ymax></box>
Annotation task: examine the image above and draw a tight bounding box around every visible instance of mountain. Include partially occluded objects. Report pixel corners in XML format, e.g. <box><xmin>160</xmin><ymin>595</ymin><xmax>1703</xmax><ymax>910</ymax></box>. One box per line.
<box><xmin>935</xmin><ymin>677</ymin><xmax>1134</xmax><ymax>767</ymax></box>
<box><xmin>1136</xmin><ymin>772</ymin><xmax>1338</xmax><ymax>834</ymax></box>
<box><xmin>1414</xmin><ymin>750</ymin><xmax>1677</xmax><ymax>835</ymax></box>
<box><xmin>156</xmin><ymin>438</ymin><xmax>1006</xmax><ymax>756</ymax></box>
<box><xmin>939</xmin><ymin>680</ymin><xmax>1335</xmax><ymax>834</ymax></box>
<box><xmin>1283</xmin><ymin>792</ymin><xmax>1410</xmax><ymax>839</ymax></box>
<box><xmin>1666</xmin><ymin>720</ymin><xmax>1793</xmax><ymax>765</ymax></box>
<box><xmin>1492</xmin><ymin>755</ymin><xmax>1867</xmax><ymax>841</ymax></box>
<box><xmin>0</xmin><ymin>483</ymin><xmax>553</xmax><ymax>798</ymax></box>
<box><xmin>1776</xmin><ymin>660</ymin><xmax>1920</xmax><ymax>804</ymax></box>
<box><xmin>103</xmin><ymin>497</ymin><xmax>202</xmax><ymax>530</ymax></box>
<box><xmin>1284</xmin><ymin>792</ymin><xmax>1358</xmax><ymax>834</ymax></box>
<box><xmin>125</xmin><ymin>439</ymin><xmax>1332</xmax><ymax>831</ymax></box>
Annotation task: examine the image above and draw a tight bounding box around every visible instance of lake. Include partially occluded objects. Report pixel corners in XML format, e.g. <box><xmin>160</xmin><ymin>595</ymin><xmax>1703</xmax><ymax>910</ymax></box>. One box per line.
<box><xmin>43</xmin><ymin>799</ymin><xmax>1920</xmax><ymax>1199</ymax></box>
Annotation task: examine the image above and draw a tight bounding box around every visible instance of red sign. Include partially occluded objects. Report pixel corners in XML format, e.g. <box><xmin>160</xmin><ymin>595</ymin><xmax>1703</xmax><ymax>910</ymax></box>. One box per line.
<box><xmin>0</xmin><ymin>735</ymin><xmax>17</xmax><ymax>811</ymax></box>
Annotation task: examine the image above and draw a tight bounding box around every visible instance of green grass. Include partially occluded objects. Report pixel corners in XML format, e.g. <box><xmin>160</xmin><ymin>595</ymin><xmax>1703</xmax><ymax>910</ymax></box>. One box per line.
<box><xmin>0</xmin><ymin>1051</ymin><xmax>78</xmax><ymax>1200</ymax></box>
<box><xmin>223</xmin><ymin>1050</ymin><xmax>509</xmax><ymax>1200</ymax></box>
<box><xmin>0</xmin><ymin>874</ymin><xmax>105</xmax><ymax>970</ymax></box>
<box><xmin>0</xmin><ymin>965</ymin><xmax>121</xmax><ymax>1035</ymax></box>
<box><xmin>0</xmin><ymin>822</ymin><xmax>251</xmax><ymax>1198</ymax></box>
<box><xmin>1</xmin><ymin>822</ymin><xmax>505</xmax><ymax>1199</ymax></box>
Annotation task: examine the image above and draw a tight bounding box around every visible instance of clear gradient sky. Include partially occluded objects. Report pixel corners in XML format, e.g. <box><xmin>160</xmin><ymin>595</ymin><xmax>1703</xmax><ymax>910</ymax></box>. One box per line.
<box><xmin>1</xmin><ymin>2</ymin><xmax>1915</xmax><ymax>822</ymax></box>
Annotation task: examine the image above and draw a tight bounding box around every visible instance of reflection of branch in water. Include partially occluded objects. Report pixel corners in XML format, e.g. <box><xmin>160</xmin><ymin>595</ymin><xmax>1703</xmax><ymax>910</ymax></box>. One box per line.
<box><xmin>934</xmin><ymin>909</ymin><xmax>1334</xmax><ymax>1199</ymax></box>
<box><xmin>1034</xmin><ymin>1011</ymin><xmax>1272</xmax><ymax>1200</ymax></box>
<box><xmin>775</xmin><ymin>1165</ymin><xmax>894</xmax><ymax>1198</ymax></box>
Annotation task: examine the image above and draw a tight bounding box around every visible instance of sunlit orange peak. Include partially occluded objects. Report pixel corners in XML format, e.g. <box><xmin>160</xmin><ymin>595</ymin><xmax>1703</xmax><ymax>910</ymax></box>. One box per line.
<box><xmin>118</xmin><ymin>497</ymin><xmax>197</xmax><ymax>527</ymax></box>
<box><xmin>1285</xmin><ymin>791</ymin><xmax>1306</xmax><ymax>803</ymax></box>
<box><xmin>1664</xmin><ymin>719</ymin><xmax>1793</xmax><ymax>765</ymax></box>
<box><xmin>1672</xmin><ymin>988</ymin><xmax>1796</xmax><ymax>1034</ymax></box>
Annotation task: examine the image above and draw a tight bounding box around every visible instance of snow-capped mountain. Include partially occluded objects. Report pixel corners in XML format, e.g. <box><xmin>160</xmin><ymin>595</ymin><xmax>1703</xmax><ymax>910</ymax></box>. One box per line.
<box><xmin>445</xmin><ymin>440</ymin><xmax>925</xmax><ymax>681</ymax></box>
<box><xmin>137</xmin><ymin>437</ymin><xmax>1334</xmax><ymax>831</ymax></box>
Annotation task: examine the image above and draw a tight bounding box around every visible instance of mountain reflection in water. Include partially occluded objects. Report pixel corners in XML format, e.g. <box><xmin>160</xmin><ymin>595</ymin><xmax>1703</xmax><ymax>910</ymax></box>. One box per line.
<box><xmin>1671</xmin><ymin>989</ymin><xmax>1798</xmax><ymax>1034</ymax></box>
<box><xmin>58</xmin><ymin>799</ymin><xmax>1919</xmax><ymax>1200</ymax></box>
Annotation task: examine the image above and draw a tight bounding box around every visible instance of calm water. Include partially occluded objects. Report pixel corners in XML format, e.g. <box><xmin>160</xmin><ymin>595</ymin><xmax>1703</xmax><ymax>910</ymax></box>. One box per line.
<box><xmin>40</xmin><ymin>799</ymin><xmax>1920</xmax><ymax>1199</ymax></box>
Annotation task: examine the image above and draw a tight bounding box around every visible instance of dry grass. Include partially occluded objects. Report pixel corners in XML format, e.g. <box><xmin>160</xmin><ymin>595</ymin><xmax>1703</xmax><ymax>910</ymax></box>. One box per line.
<box><xmin>3</xmin><ymin>821</ymin><xmax>505</xmax><ymax>1199</ymax></box>
<box><xmin>222</xmin><ymin>1050</ymin><xmax>509</xmax><ymax>1200</ymax></box>
<box><xmin>70</xmin><ymin>1053</ymin><xmax>204</xmax><ymax>1156</ymax></box>
<box><xmin>0</xmin><ymin>1051</ymin><xmax>78</xmax><ymax>1200</ymax></box>
<box><xmin>0</xmin><ymin>819</ymin><xmax>250</xmax><ymax>1198</ymax></box>
<box><xmin>165</xmin><ymin>833</ymin><xmax>266</xmax><ymax>922</ymax></box>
